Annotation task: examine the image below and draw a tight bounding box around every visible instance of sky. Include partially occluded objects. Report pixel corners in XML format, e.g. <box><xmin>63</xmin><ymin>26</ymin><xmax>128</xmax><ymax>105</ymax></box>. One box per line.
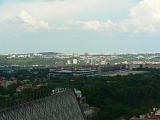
<box><xmin>0</xmin><ymin>0</ymin><xmax>160</xmax><ymax>54</ymax></box>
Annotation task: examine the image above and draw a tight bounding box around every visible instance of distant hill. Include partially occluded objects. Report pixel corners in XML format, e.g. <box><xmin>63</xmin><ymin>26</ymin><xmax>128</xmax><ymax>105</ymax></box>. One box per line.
<box><xmin>38</xmin><ymin>52</ymin><xmax>59</xmax><ymax>55</ymax></box>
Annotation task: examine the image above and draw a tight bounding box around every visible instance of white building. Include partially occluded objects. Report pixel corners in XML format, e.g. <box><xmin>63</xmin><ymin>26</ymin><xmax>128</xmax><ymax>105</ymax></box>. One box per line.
<box><xmin>73</xmin><ymin>59</ymin><xmax>78</xmax><ymax>64</ymax></box>
<box><xmin>67</xmin><ymin>60</ymin><xmax>71</xmax><ymax>65</ymax></box>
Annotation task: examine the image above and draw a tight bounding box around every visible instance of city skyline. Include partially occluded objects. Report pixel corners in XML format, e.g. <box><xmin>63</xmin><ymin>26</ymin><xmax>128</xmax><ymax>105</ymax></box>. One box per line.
<box><xmin>0</xmin><ymin>0</ymin><xmax>160</xmax><ymax>54</ymax></box>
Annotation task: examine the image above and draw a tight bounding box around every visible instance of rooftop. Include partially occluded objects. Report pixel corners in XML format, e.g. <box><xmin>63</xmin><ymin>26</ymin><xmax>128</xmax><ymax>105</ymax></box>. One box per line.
<box><xmin>0</xmin><ymin>90</ymin><xmax>85</xmax><ymax>120</ymax></box>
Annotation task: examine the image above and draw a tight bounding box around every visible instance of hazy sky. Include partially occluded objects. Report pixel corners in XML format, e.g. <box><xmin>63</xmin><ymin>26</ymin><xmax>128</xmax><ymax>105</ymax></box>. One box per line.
<box><xmin>0</xmin><ymin>0</ymin><xmax>160</xmax><ymax>54</ymax></box>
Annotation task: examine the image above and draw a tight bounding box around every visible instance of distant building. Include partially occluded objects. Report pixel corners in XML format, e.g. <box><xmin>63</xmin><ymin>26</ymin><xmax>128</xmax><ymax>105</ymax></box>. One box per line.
<box><xmin>129</xmin><ymin>64</ymin><xmax>141</xmax><ymax>70</ymax></box>
<box><xmin>16</xmin><ymin>86</ymin><xmax>25</xmax><ymax>92</ymax></box>
<box><xmin>73</xmin><ymin>59</ymin><xmax>78</xmax><ymax>64</ymax></box>
<box><xmin>99</xmin><ymin>64</ymin><xmax>128</xmax><ymax>72</ymax></box>
<box><xmin>0</xmin><ymin>80</ymin><xmax>15</xmax><ymax>88</ymax></box>
<box><xmin>130</xmin><ymin>108</ymin><xmax>160</xmax><ymax>120</ymax></box>
<box><xmin>144</xmin><ymin>64</ymin><xmax>160</xmax><ymax>69</ymax></box>
<box><xmin>67</xmin><ymin>60</ymin><xmax>71</xmax><ymax>65</ymax></box>
<box><xmin>48</xmin><ymin>66</ymin><xmax>98</xmax><ymax>77</ymax></box>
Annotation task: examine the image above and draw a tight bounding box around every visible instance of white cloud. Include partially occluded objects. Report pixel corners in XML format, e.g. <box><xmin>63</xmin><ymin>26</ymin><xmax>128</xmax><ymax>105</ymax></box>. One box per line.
<box><xmin>70</xmin><ymin>0</ymin><xmax>160</xmax><ymax>33</ymax></box>
<box><xmin>18</xmin><ymin>10</ymin><xmax>49</xmax><ymax>29</ymax></box>
<box><xmin>68</xmin><ymin>20</ymin><xmax>124</xmax><ymax>32</ymax></box>
<box><xmin>0</xmin><ymin>0</ymin><xmax>160</xmax><ymax>33</ymax></box>
<box><xmin>80</xmin><ymin>20</ymin><xmax>116</xmax><ymax>32</ymax></box>
<box><xmin>0</xmin><ymin>0</ymin><xmax>105</xmax><ymax>32</ymax></box>
<box><xmin>128</xmin><ymin>0</ymin><xmax>160</xmax><ymax>32</ymax></box>
<box><xmin>0</xmin><ymin>10</ymin><xmax>50</xmax><ymax>32</ymax></box>
<box><xmin>0</xmin><ymin>0</ymin><xmax>103</xmax><ymax>20</ymax></box>
<box><xmin>83</xmin><ymin>21</ymin><xmax>103</xmax><ymax>31</ymax></box>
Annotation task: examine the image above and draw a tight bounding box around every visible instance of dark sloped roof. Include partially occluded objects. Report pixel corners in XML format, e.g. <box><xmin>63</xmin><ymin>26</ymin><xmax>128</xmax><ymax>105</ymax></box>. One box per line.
<box><xmin>0</xmin><ymin>90</ymin><xmax>85</xmax><ymax>120</ymax></box>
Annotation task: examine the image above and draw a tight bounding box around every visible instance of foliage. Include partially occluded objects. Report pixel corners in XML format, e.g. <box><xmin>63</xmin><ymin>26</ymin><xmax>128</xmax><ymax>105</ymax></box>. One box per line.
<box><xmin>1</xmin><ymin>69</ymin><xmax>160</xmax><ymax>119</ymax></box>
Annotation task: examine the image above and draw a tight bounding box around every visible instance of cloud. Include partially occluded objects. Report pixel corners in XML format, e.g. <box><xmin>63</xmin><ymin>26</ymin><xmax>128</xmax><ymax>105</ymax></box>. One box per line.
<box><xmin>128</xmin><ymin>0</ymin><xmax>160</xmax><ymax>33</ymax></box>
<box><xmin>72</xmin><ymin>20</ymin><xmax>117</xmax><ymax>32</ymax></box>
<box><xmin>0</xmin><ymin>0</ymin><xmax>105</xmax><ymax>32</ymax></box>
<box><xmin>69</xmin><ymin>0</ymin><xmax>160</xmax><ymax>33</ymax></box>
<box><xmin>18</xmin><ymin>10</ymin><xmax>49</xmax><ymax>30</ymax></box>
<box><xmin>0</xmin><ymin>0</ymin><xmax>102</xmax><ymax>19</ymax></box>
<box><xmin>0</xmin><ymin>0</ymin><xmax>160</xmax><ymax>33</ymax></box>
<box><xmin>0</xmin><ymin>10</ymin><xmax>50</xmax><ymax>32</ymax></box>
<box><xmin>3</xmin><ymin>0</ymin><xmax>67</xmax><ymax>2</ymax></box>
<box><xmin>83</xmin><ymin>21</ymin><xmax>103</xmax><ymax>31</ymax></box>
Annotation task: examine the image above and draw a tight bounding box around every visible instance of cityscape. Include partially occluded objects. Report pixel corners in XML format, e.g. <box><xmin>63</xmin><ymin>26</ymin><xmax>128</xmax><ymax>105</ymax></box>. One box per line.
<box><xmin>1</xmin><ymin>52</ymin><xmax>160</xmax><ymax>120</ymax></box>
<box><xmin>1</xmin><ymin>0</ymin><xmax>160</xmax><ymax>120</ymax></box>
<box><xmin>1</xmin><ymin>52</ymin><xmax>160</xmax><ymax>67</ymax></box>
